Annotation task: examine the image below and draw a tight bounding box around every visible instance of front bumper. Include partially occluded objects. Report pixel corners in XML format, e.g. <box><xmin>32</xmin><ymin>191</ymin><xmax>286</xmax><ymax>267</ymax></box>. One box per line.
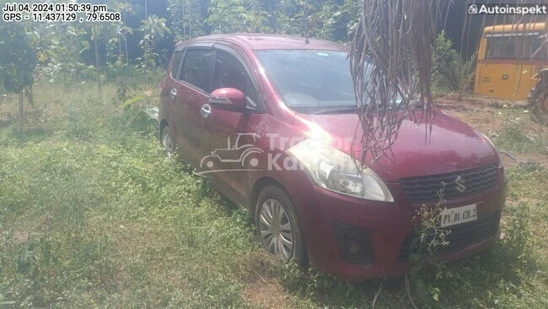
<box><xmin>292</xmin><ymin>166</ymin><xmax>507</xmax><ymax>282</ymax></box>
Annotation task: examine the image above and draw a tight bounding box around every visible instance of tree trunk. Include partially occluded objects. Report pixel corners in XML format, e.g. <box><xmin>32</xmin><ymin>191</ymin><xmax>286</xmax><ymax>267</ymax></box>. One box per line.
<box><xmin>189</xmin><ymin>0</ymin><xmax>192</xmax><ymax>37</ymax></box>
<box><xmin>125</xmin><ymin>36</ymin><xmax>129</xmax><ymax>65</ymax></box>
<box><xmin>18</xmin><ymin>92</ymin><xmax>24</xmax><ymax>119</ymax></box>
<box><xmin>119</xmin><ymin>35</ymin><xmax>123</xmax><ymax>62</ymax></box>
<box><xmin>145</xmin><ymin>0</ymin><xmax>149</xmax><ymax>84</ymax></box>
<box><xmin>94</xmin><ymin>26</ymin><xmax>102</xmax><ymax>99</ymax></box>
<box><xmin>123</xmin><ymin>12</ymin><xmax>129</xmax><ymax>64</ymax></box>
<box><xmin>25</xmin><ymin>86</ymin><xmax>34</xmax><ymax>106</ymax></box>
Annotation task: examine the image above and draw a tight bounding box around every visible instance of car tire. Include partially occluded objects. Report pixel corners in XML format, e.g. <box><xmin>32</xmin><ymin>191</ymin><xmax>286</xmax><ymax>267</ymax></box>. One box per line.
<box><xmin>160</xmin><ymin>125</ymin><xmax>174</xmax><ymax>158</ymax></box>
<box><xmin>528</xmin><ymin>79</ymin><xmax>548</xmax><ymax>126</ymax></box>
<box><xmin>255</xmin><ymin>185</ymin><xmax>307</xmax><ymax>264</ymax></box>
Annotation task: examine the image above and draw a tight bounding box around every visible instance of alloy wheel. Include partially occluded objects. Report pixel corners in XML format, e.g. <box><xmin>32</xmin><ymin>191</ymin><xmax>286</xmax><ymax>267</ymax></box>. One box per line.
<box><xmin>258</xmin><ymin>198</ymin><xmax>294</xmax><ymax>259</ymax></box>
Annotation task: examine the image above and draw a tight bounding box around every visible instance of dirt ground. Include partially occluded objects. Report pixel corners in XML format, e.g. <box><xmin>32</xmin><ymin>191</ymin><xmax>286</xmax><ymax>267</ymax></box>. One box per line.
<box><xmin>436</xmin><ymin>93</ymin><xmax>548</xmax><ymax>167</ymax></box>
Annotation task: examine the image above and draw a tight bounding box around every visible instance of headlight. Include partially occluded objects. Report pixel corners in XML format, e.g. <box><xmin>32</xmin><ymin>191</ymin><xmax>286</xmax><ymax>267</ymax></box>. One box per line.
<box><xmin>287</xmin><ymin>139</ymin><xmax>394</xmax><ymax>202</ymax></box>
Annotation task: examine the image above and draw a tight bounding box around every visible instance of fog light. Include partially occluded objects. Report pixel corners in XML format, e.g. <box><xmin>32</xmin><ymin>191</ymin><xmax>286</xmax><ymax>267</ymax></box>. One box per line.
<box><xmin>333</xmin><ymin>222</ymin><xmax>374</xmax><ymax>264</ymax></box>
<box><xmin>349</xmin><ymin>241</ymin><xmax>360</xmax><ymax>255</ymax></box>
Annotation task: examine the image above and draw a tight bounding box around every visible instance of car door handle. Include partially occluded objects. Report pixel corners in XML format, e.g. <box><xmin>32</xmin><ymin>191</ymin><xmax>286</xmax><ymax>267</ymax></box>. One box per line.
<box><xmin>169</xmin><ymin>88</ymin><xmax>177</xmax><ymax>99</ymax></box>
<box><xmin>201</xmin><ymin>104</ymin><xmax>211</xmax><ymax>119</ymax></box>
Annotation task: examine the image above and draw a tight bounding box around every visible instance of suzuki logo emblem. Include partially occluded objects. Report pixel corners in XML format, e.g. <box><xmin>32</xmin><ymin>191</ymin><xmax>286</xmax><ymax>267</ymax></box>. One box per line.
<box><xmin>455</xmin><ymin>176</ymin><xmax>467</xmax><ymax>193</ymax></box>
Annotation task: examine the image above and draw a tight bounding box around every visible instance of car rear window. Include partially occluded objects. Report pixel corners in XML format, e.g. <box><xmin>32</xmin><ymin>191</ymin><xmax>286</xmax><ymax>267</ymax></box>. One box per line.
<box><xmin>171</xmin><ymin>50</ymin><xmax>184</xmax><ymax>79</ymax></box>
<box><xmin>181</xmin><ymin>49</ymin><xmax>213</xmax><ymax>92</ymax></box>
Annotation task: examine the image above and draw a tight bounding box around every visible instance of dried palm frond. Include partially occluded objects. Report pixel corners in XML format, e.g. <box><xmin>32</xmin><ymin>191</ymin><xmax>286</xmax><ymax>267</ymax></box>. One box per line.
<box><xmin>350</xmin><ymin>0</ymin><xmax>548</xmax><ymax>168</ymax></box>
<box><xmin>349</xmin><ymin>0</ymin><xmax>447</xmax><ymax>167</ymax></box>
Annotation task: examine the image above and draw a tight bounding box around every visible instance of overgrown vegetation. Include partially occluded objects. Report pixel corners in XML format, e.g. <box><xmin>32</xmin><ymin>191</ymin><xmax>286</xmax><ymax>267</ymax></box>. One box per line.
<box><xmin>1</xmin><ymin>1</ymin><xmax>548</xmax><ymax>308</ymax></box>
<box><xmin>432</xmin><ymin>31</ymin><xmax>477</xmax><ymax>100</ymax></box>
<box><xmin>1</xmin><ymin>79</ymin><xmax>547</xmax><ymax>308</ymax></box>
<box><xmin>0</xmin><ymin>21</ymin><xmax>36</xmax><ymax>119</ymax></box>
<box><xmin>407</xmin><ymin>202</ymin><xmax>451</xmax><ymax>306</ymax></box>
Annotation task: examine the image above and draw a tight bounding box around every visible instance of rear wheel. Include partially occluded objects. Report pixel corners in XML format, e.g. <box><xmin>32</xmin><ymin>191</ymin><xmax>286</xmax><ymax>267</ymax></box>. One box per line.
<box><xmin>255</xmin><ymin>185</ymin><xmax>307</xmax><ymax>264</ymax></box>
<box><xmin>160</xmin><ymin>125</ymin><xmax>174</xmax><ymax>158</ymax></box>
<box><xmin>529</xmin><ymin>79</ymin><xmax>548</xmax><ymax>125</ymax></box>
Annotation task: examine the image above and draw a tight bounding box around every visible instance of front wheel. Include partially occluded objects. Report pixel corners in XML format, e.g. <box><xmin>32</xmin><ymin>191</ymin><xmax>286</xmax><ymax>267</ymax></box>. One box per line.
<box><xmin>255</xmin><ymin>185</ymin><xmax>307</xmax><ymax>264</ymax></box>
<box><xmin>529</xmin><ymin>79</ymin><xmax>548</xmax><ymax>125</ymax></box>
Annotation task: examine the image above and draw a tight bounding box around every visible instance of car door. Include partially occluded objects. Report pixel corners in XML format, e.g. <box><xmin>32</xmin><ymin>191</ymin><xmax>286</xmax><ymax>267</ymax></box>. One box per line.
<box><xmin>172</xmin><ymin>45</ymin><xmax>215</xmax><ymax>167</ymax></box>
<box><xmin>161</xmin><ymin>48</ymin><xmax>184</xmax><ymax>139</ymax></box>
<box><xmin>199</xmin><ymin>45</ymin><xmax>265</xmax><ymax>204</ymax></box>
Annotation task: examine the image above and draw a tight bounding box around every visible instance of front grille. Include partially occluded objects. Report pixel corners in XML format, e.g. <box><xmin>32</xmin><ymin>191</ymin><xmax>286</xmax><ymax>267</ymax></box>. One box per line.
<box><xmin>397</xmin><ymin>211</ymin><xmax>501</xmax><ymax>261</ymax></box>
<box><xmin>400</xmin><ymin>164</ymin><xmax>498</xmax><ymax>203</ymax></box>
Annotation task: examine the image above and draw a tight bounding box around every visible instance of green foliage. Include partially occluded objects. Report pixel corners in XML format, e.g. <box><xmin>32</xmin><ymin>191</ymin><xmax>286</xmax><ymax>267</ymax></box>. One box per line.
<box><xmin>409</xmin><ymin>205</ymin><xmax>450</xmax><ymax>267</ymax></box>
<box><xmin>0</xmin><ymin>22</ymin><xmax>36</xmax><ymax>93</ymax></box>
<box><xmin>493</xmin><ymin>118</ymin><xmax>547</xmax><ymax>154</ymax></box>
<box><xmin>32</xmin><ymin>23</ymin><xmax>91</xmax><ymax>80</ymax></box>
<box><xmin>0</xmin><ymin>82</ymin><xmax>256</xmax><ymax>308</ymax></box>
<box><xmin>338</xmin><ymin>0</ymin><xmax>363</xmax><ymax>41</ymax></box>
<box><xmin>279</xmin><ymin>262</ymin><xmax>368</xmax><ymax>307</ymax></box>
<box><xmin>120</xmin><ymin>95</ymin><xmax>145</xmax><ymax>108</ymax></box>
<box><xmin>408</xmin><ymin>202</ymin><xmax>452</xmax><ymax>306</ymax></box>
<box><xmin>206</xmin><ymin>0</ymin><xmax>346</xmax><ymax>40</ymax></box>
<box><xmin>168</xmin><ymin>0</ymin><xmax>205</xmax><ymax>41</ymax></box>
<box><xmin>432</xmin><ymin>31</ymin><xmax>476</xmax><ymax>98</ymax></box>
<box><xmin>2</xmin><ymin>2</ymin><xmax>548</xmax><ymax>308</ymax></box>
<box><xmin>208</xmin><ymin>0</ymin><xmax>267</xmax><ymax>33</ymax></box>
<box><xmin>432</xmin><ymin>31</ymin><xmax>459</xmax><ymax>92</ymax></box>
<box><xmin>0</xmin><ymin>20</ymin><xmax>37</xmax><ymax>118</ymax></box>
<box><xmin>2</xmin><ymin>79</ymin><xmax>548</xmax><ymax>309</ymax></box>
<box><xmin>271</xmin><ymin>0</ymin><xmax>338</xmax><ymax>40</ymax></box>
<box><xmin>138</xmin><ymin>15</ymin><xmax>171</xmax><ymax>74</ymax></box>
<box><xmin>455</xmin><ymin>51</ymin><xmax>477</xmax><ymax>100</ymax></box>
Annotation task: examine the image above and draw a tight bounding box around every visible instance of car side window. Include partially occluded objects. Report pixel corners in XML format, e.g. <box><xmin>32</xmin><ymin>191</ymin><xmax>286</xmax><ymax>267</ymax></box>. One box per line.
<box><xmin>171</xmin><ymin>50</ymin><xmax>184</xmax><ymax>79</ymax></box>
<box><xmin>212</xmin><ymin>50</ymin><xmax>262</xmax><ymax>110</ymax></box>
<box><xmin>180</xmin><ymin>49</ymin><xmax>213</xmax><ymax>93</ymax></box>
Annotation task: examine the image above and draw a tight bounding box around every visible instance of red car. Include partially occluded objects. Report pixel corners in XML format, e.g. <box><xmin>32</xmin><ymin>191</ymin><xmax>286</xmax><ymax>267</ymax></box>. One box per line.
<box><xmin>158</xmin><ymin>34</ymin><xmax>507</xmax><ymax>281</ymax></box>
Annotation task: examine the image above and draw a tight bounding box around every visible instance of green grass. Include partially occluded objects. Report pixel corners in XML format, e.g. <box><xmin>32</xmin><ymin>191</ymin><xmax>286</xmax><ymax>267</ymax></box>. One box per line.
<box><xmin>1</xmin><ymin>82</ymin><xmax>548</xmax><ymax>308</ymax></box>
<box><xmin>490</xmin><ymin>106</ymin><xmax>548</xmax><ymax>155</ymax></box>
<box><xmin>494</xmin><ymin>120</ymin><xmax>547</xmax><ymax>154</ymax></box>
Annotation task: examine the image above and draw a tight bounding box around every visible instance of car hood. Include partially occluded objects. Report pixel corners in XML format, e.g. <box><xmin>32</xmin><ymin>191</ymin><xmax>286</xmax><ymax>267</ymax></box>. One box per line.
<box><xmin>292</xmin><ymin>108</ymin><xmax>499</xmax><ymax>182</ymax></box>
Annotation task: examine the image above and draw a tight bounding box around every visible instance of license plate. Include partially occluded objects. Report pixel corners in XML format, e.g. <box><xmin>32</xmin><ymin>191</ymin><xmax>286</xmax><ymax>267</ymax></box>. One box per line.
<box><xmin>440</xmin><ymin>204</ymin><xmax>477</xmax><ymax>228</ymax></box>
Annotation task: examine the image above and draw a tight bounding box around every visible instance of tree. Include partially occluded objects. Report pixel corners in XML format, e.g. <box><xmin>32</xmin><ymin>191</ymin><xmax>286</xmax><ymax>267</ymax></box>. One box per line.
<box><xmin>168</xmin><ymin>0</ymin><xmax>206</xmax><ymax>41</ymax></box>
<box><xmin>33</xmin><ymin>23</ymin><xmax>91</xmax><ymax>80</ymax></box>
<box><xmin>138</xmin><ymin>15</ymin><xmax>170</xmax><ymax>82</ymax></box>
<box><xmin>207</xmin><ymin>0</ymin><xmax>255</xmax><ymax>33</ymax></box>
<box><xmin>0</xmin><ymin>21</ymin><xmax>37</xmax><ymax>119</ymax></box>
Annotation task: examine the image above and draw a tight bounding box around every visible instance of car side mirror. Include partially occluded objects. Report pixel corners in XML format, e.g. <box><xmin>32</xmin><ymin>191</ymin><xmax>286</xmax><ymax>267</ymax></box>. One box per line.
<box><xmin>209</xmin><ymin>88</ymin><xmax>246</xmax><ymax>112</ymax></box>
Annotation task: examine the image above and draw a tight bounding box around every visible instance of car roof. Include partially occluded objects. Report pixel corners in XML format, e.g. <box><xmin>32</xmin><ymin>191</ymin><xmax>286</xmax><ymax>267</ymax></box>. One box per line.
<box><xmin>176</xmin><ymin>33</ymin><xmax>348</xmax><ymax>51</ymax></box>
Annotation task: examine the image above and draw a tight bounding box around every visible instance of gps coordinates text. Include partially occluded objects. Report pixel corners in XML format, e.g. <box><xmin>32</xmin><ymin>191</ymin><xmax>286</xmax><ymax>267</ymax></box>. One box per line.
<box><xmin>2</xmin><ymin>2</ymin><xmax>121</xmax><ymax>22</ymax></box>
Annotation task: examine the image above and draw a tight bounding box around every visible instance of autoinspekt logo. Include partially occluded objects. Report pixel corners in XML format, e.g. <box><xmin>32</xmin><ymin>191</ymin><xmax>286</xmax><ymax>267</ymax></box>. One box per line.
<box><xmin>468</xmin><ymin>4</ymin><xmax>547</xmax><ymax>15</ymax></box>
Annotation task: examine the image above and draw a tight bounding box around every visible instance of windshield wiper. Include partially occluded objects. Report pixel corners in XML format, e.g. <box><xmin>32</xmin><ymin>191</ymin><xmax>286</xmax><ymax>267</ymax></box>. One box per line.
<box><xmin>312</xmin><ymin>106</ymin><xmax>357</xmax><ymax>115</ymax></box>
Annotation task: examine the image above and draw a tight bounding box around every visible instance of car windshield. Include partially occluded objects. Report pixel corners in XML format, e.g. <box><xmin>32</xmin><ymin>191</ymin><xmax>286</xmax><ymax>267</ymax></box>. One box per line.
<box><xmin>256</xmin><ymin>50</ymin><xmax>357</xmax><ymax>112</ymax></box>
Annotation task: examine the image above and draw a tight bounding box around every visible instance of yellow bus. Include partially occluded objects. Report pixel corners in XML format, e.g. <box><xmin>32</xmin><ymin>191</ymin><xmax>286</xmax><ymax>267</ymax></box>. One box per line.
<box><xmin>475</xmin><ymin>22</ymin><xmax>548</xmax><ymax>124</ymax></box>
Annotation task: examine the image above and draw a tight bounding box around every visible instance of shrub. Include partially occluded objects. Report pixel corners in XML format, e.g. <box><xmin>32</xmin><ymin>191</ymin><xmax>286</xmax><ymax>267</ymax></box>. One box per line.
<box><xmin>432</xmin><ymin>31</ymin><xmax>476</xmax><ymax>100</ymax></box>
